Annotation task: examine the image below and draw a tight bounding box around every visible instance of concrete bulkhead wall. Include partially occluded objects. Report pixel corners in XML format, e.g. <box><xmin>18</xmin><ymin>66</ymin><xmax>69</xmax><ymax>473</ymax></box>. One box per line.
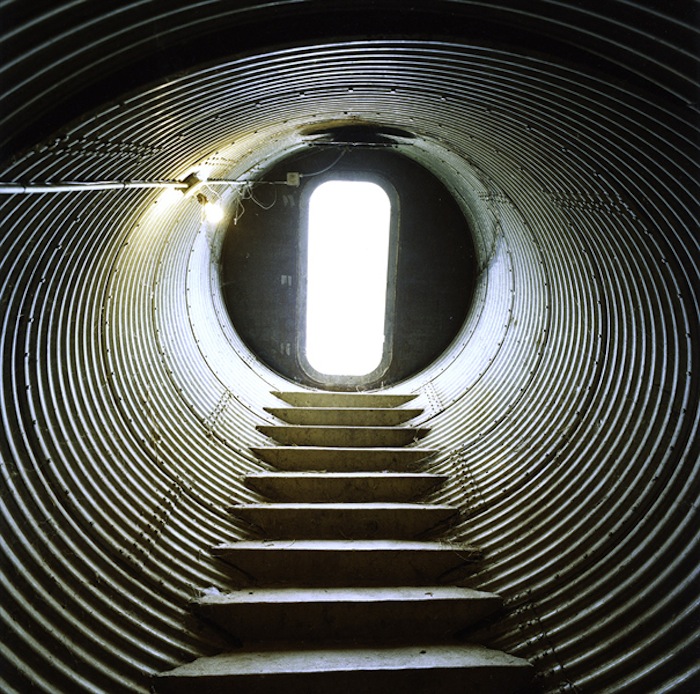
<box><xmin>0</xmin><ymin>2</ymin><xmax>697</xmax><ymax>692</ymax></box>
<box><xmin>219</xmin><ymin>146</ymin><xmax>479</xmax><ymax>388</ymax></box>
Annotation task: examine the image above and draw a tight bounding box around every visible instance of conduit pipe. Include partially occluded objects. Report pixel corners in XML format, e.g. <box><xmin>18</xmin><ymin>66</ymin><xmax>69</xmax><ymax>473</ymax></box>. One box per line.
<box><xmin>0</xmin><ymin>179</ymin><xmax>280</xmax><ymax>195</ymax></box>
<box><xmin>0</xmin><ymin>182</ymin><xmax>188</xmax><ymax>194</ymax></box>
<box><xmin>0</xmin><ymin>2</ymin><xmax>697</xmax><ymax>693</ymax></box>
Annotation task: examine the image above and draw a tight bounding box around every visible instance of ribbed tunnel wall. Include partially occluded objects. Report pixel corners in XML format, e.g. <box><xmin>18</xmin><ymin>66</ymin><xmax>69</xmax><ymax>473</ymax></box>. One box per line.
<box><xmin>1</xmin><ymin>2</ymin><xmax>697</xmax><ymax>692</ymax></box>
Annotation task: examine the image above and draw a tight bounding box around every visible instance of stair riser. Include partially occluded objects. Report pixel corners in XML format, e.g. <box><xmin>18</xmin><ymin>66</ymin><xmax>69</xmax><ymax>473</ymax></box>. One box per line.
<box><xmin>156</xmin><ymin>666</ymin><xmax>531</xmax><ymax>694</ymax></box>
<box><xmin>251</xmin><ymin>447</ymin><xmax>437</xmax><ymax>472</ymax></box>
<box><xmin>244</xmin><ymin>474</ymin><xmax>448</xmax><ymax>503</ymax></box>
<box><xmin>211</xmin><ymin>548</ymin><xmax>478</xmax><ymax>587</ymax></box>
<box><xmin>230</xmin><ymin>507</ymin><xmax>457</xmax><ymax>540</ymax></box>
<box><xmin>265</xmin><ymin>408</ymin><xmax>423</xmax><ymax>426</ymax></box>
<box><xmin>272</xmin><ymin>392</ymin><xmax>417</xmax><ymax>408</ymax></box>
<box><xmin>258</xmin><ymin>426</ymin><xmax>429</xmax><ymax>448</ymax></box>
<box><xmin>194</xmin><ymin>598</ymin><xmax>501</xmax><ymax>643</ymax></box>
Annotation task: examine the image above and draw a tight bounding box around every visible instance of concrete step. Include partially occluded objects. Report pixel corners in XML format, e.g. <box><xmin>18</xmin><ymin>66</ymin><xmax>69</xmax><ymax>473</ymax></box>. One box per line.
<box><xmin>192</xmin><ymin>586</ymin><xmax>502</xmax><ymax>643</ymax></box>
<box><xmin>229</xmin><ymin>503</ymin><xmax>459</xmax><ymax>539</ymax></box>
<box><xmin>272</xmin><ymin>391</ymin><xmax>417</xmax><ymax>408</ymax></box>
<box><xmin>257</xmin><ymin>425</ymin><xmax>429</xmax><ymax>448</ymax></box>
<box><xmin>154</xmin><ymin>642</ymin><xmax>533</xmax><ymax>694</ymax></box>
<box><xmin>251</xmin><ymin>446</ymin><xmax>437</xmax><ymax>471</ymax></box>
<box><xmin>265</xmin><ymin>407</ymin><xmax>423</xmax><ymax>426</ymax></box>
<box><xmin>211</xmin><ymin>540</ymin><xmax>480</xmax><ymax>587</ymax></box>
<box><xmin>243</xmin><ymin>472</ymin><xmax>448</xmax><ymax>502</ymax></box>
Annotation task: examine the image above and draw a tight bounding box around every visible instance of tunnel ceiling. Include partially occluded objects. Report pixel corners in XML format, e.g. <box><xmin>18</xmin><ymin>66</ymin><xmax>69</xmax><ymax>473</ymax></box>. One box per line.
<box><xmin>1</xmin><ymin>2</ymin><xmax>698</xmax><ymax>693</ymax></box>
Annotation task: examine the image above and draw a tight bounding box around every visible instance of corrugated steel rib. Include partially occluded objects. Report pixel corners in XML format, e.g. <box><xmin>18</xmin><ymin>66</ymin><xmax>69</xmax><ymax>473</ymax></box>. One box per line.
<box><xmin>0</xmin><ymin>2</ymin><xmax>698</xmax><ymax>693</ymax></box>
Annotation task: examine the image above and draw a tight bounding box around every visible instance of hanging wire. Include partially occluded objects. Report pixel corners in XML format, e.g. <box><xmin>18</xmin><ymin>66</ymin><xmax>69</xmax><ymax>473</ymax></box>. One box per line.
<box><xmin>248</xmin><ymin>182</ymin><xmax>277</xmax><ymax>211</ymax></box>
<box><xmin>298</xmin><ymin>147</ymin><xmax>349</xmax><ymax>179</ymax></box>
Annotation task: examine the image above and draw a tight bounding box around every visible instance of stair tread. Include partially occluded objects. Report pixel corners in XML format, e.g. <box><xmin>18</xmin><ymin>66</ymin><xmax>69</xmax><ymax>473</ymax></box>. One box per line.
<box><xmin>245</xmin><ymin>471</ymin><xmax>449</xmax><ymax>483</ymax></box>
<box><xmin>158</xmin><ymin>642</ymin><xmax>531</xmax><ymax>676</ymax></box>
<box><xmin>214</xmin><ymin>539</ymin><xmax>473</xmax><ymax>550</ymax></box>
<box><xmin>196</xmin><ymin>585</ymin><xmax>499</xmax><ymax>605</ymax></box>
<box><xmin>231</xmin><ymin>502</ymin><xmax>457</xmax><ymax>510</ymax></box>
<box><xmin>259</xmin><ymin>425</ymin><xmax>429</xmax><ymax>432</ymax></box>
<box><xmin>267</xmin><ymin>407</ymin><xmax>423</xmax><ymax>413</ymax></box>
<box><xmin>252</xmin><ymin>446</ymin><xmax>437</xmax><ymax>455</ymax></box>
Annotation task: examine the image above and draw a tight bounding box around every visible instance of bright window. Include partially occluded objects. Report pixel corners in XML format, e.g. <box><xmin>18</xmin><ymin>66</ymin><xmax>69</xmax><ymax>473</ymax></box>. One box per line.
<box><xmin>305</xmin><ymin>180</ymin><xmax>392</xmax><ymax>376</ymax></box>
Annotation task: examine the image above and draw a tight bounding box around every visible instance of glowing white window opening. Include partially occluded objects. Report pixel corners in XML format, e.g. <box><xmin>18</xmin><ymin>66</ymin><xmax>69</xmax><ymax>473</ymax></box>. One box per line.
<box><xmin>306</xmin><ymin>180</ymin><xmax>392</xmax><ymax>376</ymax></box>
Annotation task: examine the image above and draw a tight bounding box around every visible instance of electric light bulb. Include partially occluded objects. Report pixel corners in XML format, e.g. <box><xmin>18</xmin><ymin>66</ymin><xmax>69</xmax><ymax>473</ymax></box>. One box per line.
<box><xmin>204</xmin><ymin>201</ymin><xmax>224</xmax><ymax>223</ymax></box>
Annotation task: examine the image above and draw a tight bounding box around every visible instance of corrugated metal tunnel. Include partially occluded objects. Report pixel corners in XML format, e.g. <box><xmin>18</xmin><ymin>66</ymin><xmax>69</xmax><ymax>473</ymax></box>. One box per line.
<box><xmin>1</xmin><ymin>2</ymin><xmax>698</xmax><ymax>692</ymax></box>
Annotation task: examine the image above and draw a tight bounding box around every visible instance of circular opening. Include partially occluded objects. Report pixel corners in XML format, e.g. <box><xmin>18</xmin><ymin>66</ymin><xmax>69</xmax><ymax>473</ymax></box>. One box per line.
<box><xmin>219</xmin><ymin>147</ymin><xmax>478</xmax><ymax>389</ymax></box>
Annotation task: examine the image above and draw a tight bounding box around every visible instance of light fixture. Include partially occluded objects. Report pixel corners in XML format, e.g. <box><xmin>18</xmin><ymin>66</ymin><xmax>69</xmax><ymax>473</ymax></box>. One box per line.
<box><xmin>196</xmin><ymin>192</ymin><xmax>225</xmax><ymax>223</ymax></box>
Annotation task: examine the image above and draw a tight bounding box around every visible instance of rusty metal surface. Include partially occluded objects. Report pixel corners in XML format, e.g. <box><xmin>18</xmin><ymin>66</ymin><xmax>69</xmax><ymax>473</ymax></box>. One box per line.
<box><xmin>0</xmin><ymin>2</ymin><xmax>698</xmax><ymax>693</ymax></box>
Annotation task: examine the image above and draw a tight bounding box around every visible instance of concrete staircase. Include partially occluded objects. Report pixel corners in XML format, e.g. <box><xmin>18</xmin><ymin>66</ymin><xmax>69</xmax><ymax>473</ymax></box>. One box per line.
<box><xmin>155</xmin><ymin>391</ymin><xmax>532</xmax><ymax>693</ymax></box>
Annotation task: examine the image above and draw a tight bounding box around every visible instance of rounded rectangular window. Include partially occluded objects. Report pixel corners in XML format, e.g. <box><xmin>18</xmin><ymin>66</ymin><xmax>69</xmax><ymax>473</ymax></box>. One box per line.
<box><xmin>302</xmin><ymin>178</ymin><xmax>396</xmax><ymax>383</ymax></box>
